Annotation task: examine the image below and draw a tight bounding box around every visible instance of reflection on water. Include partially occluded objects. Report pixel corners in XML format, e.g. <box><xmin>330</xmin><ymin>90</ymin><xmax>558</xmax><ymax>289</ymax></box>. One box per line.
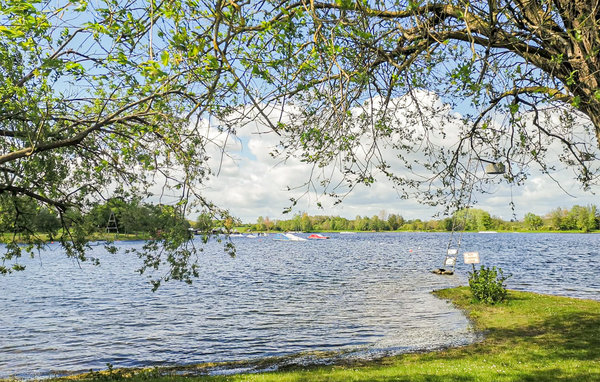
<box><xmin>0</xmin><ymin>232</ymin><xmax>598</xmax><ymax>378</ymax></box>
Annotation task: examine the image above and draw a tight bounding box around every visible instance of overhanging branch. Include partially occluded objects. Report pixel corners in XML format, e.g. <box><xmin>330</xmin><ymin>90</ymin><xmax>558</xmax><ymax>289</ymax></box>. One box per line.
<box><xmin>0</xmin><ymin>185</ymin><xmax>73</xmax><ymax>212</ymax></box>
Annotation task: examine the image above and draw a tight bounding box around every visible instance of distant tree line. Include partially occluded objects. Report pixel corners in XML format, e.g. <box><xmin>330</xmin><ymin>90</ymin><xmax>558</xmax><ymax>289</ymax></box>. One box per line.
<box><xmin>85</xmin><ymin>199</ymin><xmax>192</xmax><ymax>237</ymax></box>
<box><xmin>241</xmin><ymin>206</ymin><xmax>600</xmax><ymax>233</ymax></box>
<box><xmin>246</xmin><ymin>213</ymin><xmax>406</xmax><ymax>233</ymax></box>
<box><xmin>545</xmin><ymin>206</ymin><xmax>598</xmax><ymax>233</ymax></box>
<box><xmin>3</xmin><ymin>202</ymin><xmax>597</xmax><ymax>240</ymax></box>
<box><xmin>0</xmin><ymin>198</ymin><xmax>191</xmax><ymax>239</ymax></box>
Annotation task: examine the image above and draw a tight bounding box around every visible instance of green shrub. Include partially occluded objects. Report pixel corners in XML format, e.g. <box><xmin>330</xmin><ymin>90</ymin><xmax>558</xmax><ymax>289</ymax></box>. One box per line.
<box><xmin>468</xmin><ymin>265</ymin><xmax>510</xmax><ymax>304</ymax></box>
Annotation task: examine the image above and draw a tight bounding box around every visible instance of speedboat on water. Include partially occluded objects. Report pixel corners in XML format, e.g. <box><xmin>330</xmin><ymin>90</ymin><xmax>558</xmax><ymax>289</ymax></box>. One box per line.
<box><xmin>273</xmin><ymin>233</ymin><xmax>307</xmax><ymax>241</ymax></box>
<box><xmin>307</xmin><ymin>233</ymin><xmax>329</xmax><ymax>239</ymax></box>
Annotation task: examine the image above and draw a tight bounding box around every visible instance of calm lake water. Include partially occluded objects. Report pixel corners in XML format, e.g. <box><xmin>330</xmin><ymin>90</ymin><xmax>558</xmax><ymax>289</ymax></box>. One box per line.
<box><xmin>1</xmin><ymin>232</ymin><xmax>599</xmax><ymax>378</ymax></box>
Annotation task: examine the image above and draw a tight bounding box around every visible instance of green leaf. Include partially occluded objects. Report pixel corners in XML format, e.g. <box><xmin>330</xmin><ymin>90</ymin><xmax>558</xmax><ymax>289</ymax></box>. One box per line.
<box><xmin>0</xmin><ymin>26</ymin><xmax>25</xmax><ymax>38</ymax></box>
<box><xmin>161</xmin><ymin>51</ymin><xmax>170</xmax><ymax>67</ymax></box>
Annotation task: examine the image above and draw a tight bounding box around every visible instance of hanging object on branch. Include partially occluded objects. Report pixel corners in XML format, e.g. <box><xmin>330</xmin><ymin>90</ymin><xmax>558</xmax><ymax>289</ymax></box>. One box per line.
<box><xmin>484</xmin><ymin>162</ymin><xmax>505</xmax><ymax>175</ymax></box>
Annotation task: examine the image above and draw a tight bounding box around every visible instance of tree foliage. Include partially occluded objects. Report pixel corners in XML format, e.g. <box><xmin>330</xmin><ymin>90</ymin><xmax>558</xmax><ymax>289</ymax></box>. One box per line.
<box><xmin>452</xmin><ymin>208</ymin><xmax>493</xmax><ymax>231</ymax></box>
<box><xmin>244</xmin><ymin>205</ymin><xmax>598</xmax><ymax>232</ymax></box>
<box><xmin>212</xmin><ymin>0</ymin><xmax>600</xmax><ymax>210</ymax></box>
<box><xmin>2</xmin><ymin>0</ymin><xmax>600</xmax><ymax>286</ymax></box>
<box><xmin>548</xmin><ymin>204</ymin><xmax>598</xmax><ymax>232</ymax></box>
<box><xmin>0</xmin><ymin>0</ymin><xmax>239</xmax><ymax>286</ymax></box>
<box><xmin>83</xmin><ymin>198</ymin><xmax>191</xmax><ymax>236</ymax></box>
<box><xmin>524</xmin><ymin>212</ymin><xmax>543</xmax><ymax>230</ymax></box>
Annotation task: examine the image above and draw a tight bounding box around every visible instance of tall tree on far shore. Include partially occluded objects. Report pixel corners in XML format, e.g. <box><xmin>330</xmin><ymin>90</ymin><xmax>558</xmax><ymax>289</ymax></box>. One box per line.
<box><xmin>524</xmin><ymin>212</ymin><xmax>544</xmax><ymax>230</ymax></box>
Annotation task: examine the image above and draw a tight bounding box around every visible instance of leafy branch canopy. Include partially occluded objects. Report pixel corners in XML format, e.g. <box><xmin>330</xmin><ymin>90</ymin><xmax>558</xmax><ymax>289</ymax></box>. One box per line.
<box><xmin>1</xmin><ymin>0</ymin><xmax>599</xmax><ymax>287</ymax></box>
<box><xmin>0</xmin><ymin>0</ymin><xmax>241</xmax><ymax>286</ymax></box>
<box><xmin>217</xmin><ymin>0</ymin><xmax>600</xmax><ymax>206</ymax></box>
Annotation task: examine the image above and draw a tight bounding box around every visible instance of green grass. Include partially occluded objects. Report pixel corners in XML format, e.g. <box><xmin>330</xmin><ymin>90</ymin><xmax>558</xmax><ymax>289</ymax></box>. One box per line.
<box><xmin>47</xmin><ymin>288</ymin><xmax>600</xmax><ymax>382</ymax></box>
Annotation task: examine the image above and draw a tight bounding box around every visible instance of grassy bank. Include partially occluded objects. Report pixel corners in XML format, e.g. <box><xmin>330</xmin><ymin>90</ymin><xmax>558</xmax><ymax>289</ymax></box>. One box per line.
<box><xmin>54</xmin><ymin>287</ymin><xmax>600</xmax><ymax>382</ymax></box>
<box><xmin>0</xmin><ymin>232</ymin><xmax>154</xmax><ymax>244</ymax></box>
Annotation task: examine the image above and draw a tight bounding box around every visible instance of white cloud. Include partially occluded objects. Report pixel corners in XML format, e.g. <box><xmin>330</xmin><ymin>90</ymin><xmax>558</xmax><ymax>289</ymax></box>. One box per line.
<box><xmin>198</xmin><ymin>93</ymin><xmax>599</xmax><ymax>224</ymax></box>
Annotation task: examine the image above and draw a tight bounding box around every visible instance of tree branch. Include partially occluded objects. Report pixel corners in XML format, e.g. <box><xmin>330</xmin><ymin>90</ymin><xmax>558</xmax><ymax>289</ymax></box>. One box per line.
<box><xmin>0</xmin><ymin>185</ymin><xmax>72</xmax><ymax>212</ymax></box>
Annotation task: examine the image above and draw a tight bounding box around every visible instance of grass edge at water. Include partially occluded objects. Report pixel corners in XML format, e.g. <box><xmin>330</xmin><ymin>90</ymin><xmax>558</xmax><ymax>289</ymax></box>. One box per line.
<box><xmin>25</xmin><ymin>287</ymin><xmax>600</xmax><ymax>382</ymax></box>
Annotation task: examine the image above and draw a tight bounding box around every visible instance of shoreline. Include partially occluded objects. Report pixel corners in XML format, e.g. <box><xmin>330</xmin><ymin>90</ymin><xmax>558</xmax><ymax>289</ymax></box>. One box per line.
<box><xmin>2</xmin><ymin>229</ymin><xmax>599</xmax><ymax>245</ymax></box>
<box><xmin>23</xmin><ymin>287</ymin><xmax>599</xmax><ymax>382</ymax></box>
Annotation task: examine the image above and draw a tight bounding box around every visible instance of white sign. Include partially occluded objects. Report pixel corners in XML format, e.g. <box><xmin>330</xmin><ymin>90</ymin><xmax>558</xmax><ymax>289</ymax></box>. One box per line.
<box><xmin>447</xmin><ymin>249</ymin><xmax>458</xmax><ymax>255</ymax></box>
<box><xmin>463</xmin><ymin>251</ymin><xmax>480</xmax><ymax>264</ymax></box>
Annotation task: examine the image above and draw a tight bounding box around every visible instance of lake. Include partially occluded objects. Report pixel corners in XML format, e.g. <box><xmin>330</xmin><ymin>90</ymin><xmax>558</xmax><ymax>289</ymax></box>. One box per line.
<box><xmin>1</xmin><ymin>232</ymin><xmax>598</xmax><ymax>378</ymax></box>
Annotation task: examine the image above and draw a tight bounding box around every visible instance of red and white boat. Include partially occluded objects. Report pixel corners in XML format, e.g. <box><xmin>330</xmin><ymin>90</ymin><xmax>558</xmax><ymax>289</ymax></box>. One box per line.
<box><xmin>307</xmin><ymin>233</ymin><xmax>329</xmax><ymax>239</ymax></box>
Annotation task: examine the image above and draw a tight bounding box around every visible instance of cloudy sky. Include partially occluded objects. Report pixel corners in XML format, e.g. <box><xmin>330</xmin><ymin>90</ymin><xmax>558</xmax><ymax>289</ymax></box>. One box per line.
<box><xmin>199</xmin><ymin>94</ymin><xmax>599</xmax><ymax>224</ymax></box>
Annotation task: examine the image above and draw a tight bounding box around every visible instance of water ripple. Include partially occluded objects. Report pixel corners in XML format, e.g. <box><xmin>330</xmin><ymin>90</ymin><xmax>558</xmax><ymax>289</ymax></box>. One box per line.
<box><xmin>0</xmin><ymin>232</ymin><xmax>598</xmax><ymax>378</ymax></box>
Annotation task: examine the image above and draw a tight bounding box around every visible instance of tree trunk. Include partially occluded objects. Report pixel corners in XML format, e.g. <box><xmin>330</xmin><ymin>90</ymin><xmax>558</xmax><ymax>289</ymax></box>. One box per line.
<box><xmin>585</xmin><ymin>104</ymin><xmax>600</xmax><ymax>150</ymax></box>
<box><xmin>557</xmin><ymin>0</ymin><xmax>600</xmax><ymax>149</ymax></box>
